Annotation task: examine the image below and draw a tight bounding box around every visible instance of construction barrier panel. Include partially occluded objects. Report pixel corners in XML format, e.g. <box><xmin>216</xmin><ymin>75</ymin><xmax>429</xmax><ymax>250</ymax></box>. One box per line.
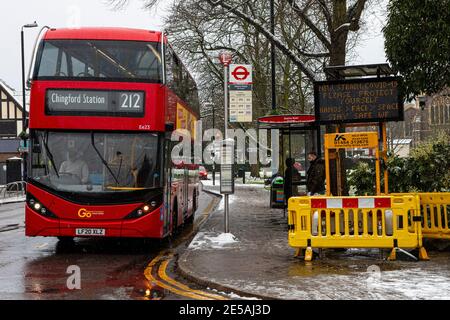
<box><xmin>416</xmin><ymin>193</ymin><xmax>450</xmax><ymax>240</ymax></box>
<box><xmin>288</xmin><ymin>194</ymin><xmax>428</xmax><ymax>261</ymax></box>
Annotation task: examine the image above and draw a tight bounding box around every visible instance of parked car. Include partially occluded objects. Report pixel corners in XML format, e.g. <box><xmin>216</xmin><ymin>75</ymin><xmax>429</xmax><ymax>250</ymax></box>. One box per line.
<box><xmin>199</xmin><ymin>166</ymin><xmax>208</xmax><ymax>180</ymax></box>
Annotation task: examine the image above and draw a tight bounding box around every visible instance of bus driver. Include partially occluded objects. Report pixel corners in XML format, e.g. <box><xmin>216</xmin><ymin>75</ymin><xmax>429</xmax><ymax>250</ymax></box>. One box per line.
<box><xmin>59</xmin><ymin>148</ymin><xmax>90</xmax><ymax>184</ymax></box>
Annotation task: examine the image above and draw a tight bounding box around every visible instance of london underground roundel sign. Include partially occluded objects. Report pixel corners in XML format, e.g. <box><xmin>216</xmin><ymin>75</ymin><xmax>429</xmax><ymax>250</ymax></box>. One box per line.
<box><xmin>229</xmin><ymin>64</ymin><xmax>253</xmax><ymax>84</ymax></box>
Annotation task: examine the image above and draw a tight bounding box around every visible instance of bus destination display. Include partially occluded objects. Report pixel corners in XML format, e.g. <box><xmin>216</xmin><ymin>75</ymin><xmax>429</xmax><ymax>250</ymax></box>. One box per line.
<box><xmin>314</xmin><ymin>77</ymin><xmax>403</xmax><ymax>124</ymax></box>
<box><xmin>46</xmin><ymin>90</ymin><xmax>145</xmax><ymax>116</ymax></box>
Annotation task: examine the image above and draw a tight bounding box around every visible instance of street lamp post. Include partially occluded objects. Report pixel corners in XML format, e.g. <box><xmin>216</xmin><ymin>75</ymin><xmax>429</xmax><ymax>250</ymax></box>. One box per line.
<box><xmin>212</xmin><ymin>104</ymin><xmax>216</xmax><ymax>185</ymax></box>
<box><xmin>270</xmin><ymin>0</ymin><xmax>276</xmax><ymax>111</ymax></box>
<box><xmin>21</xmin><ymin>21</ymin><xmax>38</xmax><ymax>181</ymax></box>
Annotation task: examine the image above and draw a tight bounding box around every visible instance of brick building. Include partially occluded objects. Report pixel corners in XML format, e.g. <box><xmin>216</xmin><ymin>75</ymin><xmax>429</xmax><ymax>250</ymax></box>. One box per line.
<box><xmin>388</xmin><ymin>88</ymin><xmax>450</xmax><ymax>152</ymax></box>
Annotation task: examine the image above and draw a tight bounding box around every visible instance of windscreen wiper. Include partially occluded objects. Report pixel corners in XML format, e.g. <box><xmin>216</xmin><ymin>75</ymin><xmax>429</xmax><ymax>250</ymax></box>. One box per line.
<box><xmin>42</xmin><ymin>132</ymin><xmax>60</xmax><ymax>178</ymax></box>
<box><xmin>90</xmin><ymin>132</ymin><xmax>119</xmax><ymax>185</ymax></box>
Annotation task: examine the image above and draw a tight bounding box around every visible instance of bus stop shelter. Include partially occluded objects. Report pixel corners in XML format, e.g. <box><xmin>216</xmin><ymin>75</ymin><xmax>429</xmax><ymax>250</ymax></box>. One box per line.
<box><xmin>258</xmin><ymin>115</ymin><xmax>322</xmax><ymax>208</ymax></box>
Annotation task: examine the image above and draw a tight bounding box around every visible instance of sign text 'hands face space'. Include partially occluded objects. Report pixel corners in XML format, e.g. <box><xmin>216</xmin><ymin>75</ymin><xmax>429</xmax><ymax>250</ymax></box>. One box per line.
<box><xmin>314</xmin><ymin>77</ymin><xmax>404</xmax><ymax>124</ymax></box>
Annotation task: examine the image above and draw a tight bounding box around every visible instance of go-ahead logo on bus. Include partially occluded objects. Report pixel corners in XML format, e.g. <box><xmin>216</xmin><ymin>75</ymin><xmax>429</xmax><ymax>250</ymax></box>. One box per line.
<box><xmin>78</xmin><ymin>208</ymin><xmax>104</xmax><ymax>219</ymax></box>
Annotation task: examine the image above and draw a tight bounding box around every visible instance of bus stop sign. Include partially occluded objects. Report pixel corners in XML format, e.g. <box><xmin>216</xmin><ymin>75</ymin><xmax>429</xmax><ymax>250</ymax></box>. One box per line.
<box><xmin>220</xmin><ymin>139</ymin><xmax>235</xmax><ymax>195</ymax></box>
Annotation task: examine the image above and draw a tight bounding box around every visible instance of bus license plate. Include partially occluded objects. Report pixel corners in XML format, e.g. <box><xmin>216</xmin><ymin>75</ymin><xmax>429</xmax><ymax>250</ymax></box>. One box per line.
<box><xmin>75</xmin><ymin>228</ymin><xmax>106</xmax><ymax>236</ymax></box>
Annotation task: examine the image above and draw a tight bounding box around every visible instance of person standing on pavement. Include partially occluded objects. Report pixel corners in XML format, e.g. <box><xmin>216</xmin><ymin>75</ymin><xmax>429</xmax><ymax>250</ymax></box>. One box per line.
<box><xmin>306</xmin><ymin>151</ymin><xmax>325</xmax><ymax>196</ymax></box>
<box><xmin>284</xmin><ymin>158</ymin><xmax>301</xmax><ymax>201</ymax></box>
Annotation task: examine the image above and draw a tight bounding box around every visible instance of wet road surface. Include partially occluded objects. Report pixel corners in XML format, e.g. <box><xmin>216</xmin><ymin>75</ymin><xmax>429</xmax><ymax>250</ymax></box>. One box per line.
<box><xmin>0</xmin><ymin>189</ymin><xmax>222</xmax><ymax>300</ymax></box>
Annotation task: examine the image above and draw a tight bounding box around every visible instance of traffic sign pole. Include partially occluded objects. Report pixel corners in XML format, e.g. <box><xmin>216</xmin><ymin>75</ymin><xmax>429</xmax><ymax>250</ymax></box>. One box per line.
<box><xmin>224</xmin><ymin>63</ymin><xmax>231</xmax><ymax>234</ymax></box>
<box><xmin>224</xmin><ymin>63</ymin><xmax>229</xmax><ymax>140</ymax></box>
<box><xmin>219</xmin><ymin>52</ymin><xmax>232</xmax><ymax>234</ymax></box>
<box><xmin>225</xmin><ymin>194</ymin><xmax>229</xmax><ymax>233</ymax></box>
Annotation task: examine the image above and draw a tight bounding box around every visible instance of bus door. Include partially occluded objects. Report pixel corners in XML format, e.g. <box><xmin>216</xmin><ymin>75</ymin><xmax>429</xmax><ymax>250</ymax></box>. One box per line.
<box><xmin>183</xmin><ymin>165</ymin><xmax>189</xmax><ymax>219</ymax></box>
<box><xmin>163</xmin><ymin>136</ymin><xmax>173</xmax><ymax>236</ymax></box>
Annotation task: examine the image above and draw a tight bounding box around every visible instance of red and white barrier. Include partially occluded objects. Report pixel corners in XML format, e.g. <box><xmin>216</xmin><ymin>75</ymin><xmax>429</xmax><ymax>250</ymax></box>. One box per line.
<box><xmin>311</xmin><ymin>197</ymin><xmax>392</xmax><ymax>209</ymax></box>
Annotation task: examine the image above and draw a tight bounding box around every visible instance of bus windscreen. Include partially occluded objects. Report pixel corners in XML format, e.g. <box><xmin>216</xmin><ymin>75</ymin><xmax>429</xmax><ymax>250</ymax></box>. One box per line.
<box><xmin>30</xmin><ymin>131</ymin><xmax>163</xmax><ymax>194</ymax></box>
<box><xmin>34</xmin><ymin>40</ymin><xmax>162</xmax><ymax>82</ymax></box>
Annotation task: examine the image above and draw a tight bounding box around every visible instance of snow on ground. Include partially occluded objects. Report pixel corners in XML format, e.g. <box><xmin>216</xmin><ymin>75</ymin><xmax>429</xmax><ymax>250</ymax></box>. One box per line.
<box><xmin>208</xmin><ymin>287</ymin><xmax>261</xmax><ymax>300</ymax></box>
<box><xmin>188</xmin><ymin>232</ymin><xmax>240</xmax><ymax>250</ymax></box>
<box><xmin>217</xmin><ymin>195</ymin><xmax>238</xmax><ymax>210</ymax></box>
<box><xmin>363</xmin><ymin>268</ymin><xmax>450</xmax><ymax>300</ymax></box>
<box><xmin>202</xmin><ymin>179</ymin><xmax>265</xmax><ymax>189</ymax></box>
<box><xmin>215</xmin><ymin>266</ymin><xmax>450</xmax><ymax>300</ymax></box>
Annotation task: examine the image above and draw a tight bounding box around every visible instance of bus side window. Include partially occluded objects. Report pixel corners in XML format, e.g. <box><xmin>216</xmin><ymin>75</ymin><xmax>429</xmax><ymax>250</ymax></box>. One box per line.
<box><xmin>55</xmin><ymin>49</ymin><xmax>69</xmax><ymax>77</ymax></box>
<box><xmin>181</xmin><ymin>68</ymin><xmax>190</xmax><ymax>103</ymax></box>
<box><xmin>37</xmin><ymin>43</ymin><xmax>58</xmax><ymax>77</ymax></box>
<box><xmin>172</xmin><ymin>54</ymin><xmax>182</xmax><ymax>97</ymax></box>
<box><xmin>187</xmin><ymin>75</ymin><xmax>200</xmax><ymax>115</ymax></box>
<box><xmin>71</xmin><ymin>56</ymin><xmax>89</xmax><ymax>77</ymax></box>
<box><xmin>165</xmin><ymin>47</ymin><xmax>174</xmax><ymax>88</ymax></box>
<box><xmin>136</xmin><ymin>47</ymin><xmax>160</xmax><ymax>79</ymax></box>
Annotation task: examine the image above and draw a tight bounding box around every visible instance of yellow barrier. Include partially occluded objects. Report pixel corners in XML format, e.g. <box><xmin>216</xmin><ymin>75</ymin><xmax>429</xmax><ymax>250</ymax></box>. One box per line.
<box><xmin>288</xmin><ymin>195</ymin><xmax>428</xmax><ymax>261</ymax></box>
<box><xmin>417</xmin><ymin>193</ymin><xmax>450</xmax><ymax>240</ymax></box>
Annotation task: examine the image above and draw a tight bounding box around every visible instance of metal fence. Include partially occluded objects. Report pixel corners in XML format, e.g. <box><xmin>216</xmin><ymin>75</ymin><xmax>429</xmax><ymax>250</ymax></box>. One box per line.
<box><xmin>0</xmin><ymin>181</ymin><xmax>26</xmax><ymax>200</ymax></box>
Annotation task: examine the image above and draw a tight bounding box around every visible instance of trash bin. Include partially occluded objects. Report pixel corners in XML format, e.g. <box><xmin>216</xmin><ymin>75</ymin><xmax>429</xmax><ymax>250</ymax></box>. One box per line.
<box><xmin>0</xmin><ymin>163</ymin><xmax>6</xmax><ymax>185</ymax></box>
<box><xmin>6</xmin><ymin>157</ymin><xmax>22</xmax><ymax>184</ymax></box>
<box><xmin>238</xmin><ymin>168</ymin><xmax>245</xmax><ymax>184</ymax></box>
<box><xmin>270</xmin><ymin>176</ymin><xmax>285</xmax><ymax>208</ymax></box>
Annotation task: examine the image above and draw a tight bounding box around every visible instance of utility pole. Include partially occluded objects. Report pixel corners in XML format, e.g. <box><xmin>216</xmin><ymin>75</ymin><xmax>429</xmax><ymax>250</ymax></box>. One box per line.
<box><xmin>21</xmin><ymin>22</ymin><xmax>38</xmax><ymax>182</ymax></box>
<box><xmin>212</xmin><ymin>103</ymin><xmax>216</xmax><ymax>186</ymax></box>
<box><xmin>270</xmin><ymin>0</ymin><xmax>276</xmax><ymax>111</ymax></box>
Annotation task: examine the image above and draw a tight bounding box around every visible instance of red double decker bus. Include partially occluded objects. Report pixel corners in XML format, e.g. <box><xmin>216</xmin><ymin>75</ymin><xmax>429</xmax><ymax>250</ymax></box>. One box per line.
<box><xmin>26</xmin><ymin>27</ymin><xmax>200</xmax><ymax>240</ymax></box>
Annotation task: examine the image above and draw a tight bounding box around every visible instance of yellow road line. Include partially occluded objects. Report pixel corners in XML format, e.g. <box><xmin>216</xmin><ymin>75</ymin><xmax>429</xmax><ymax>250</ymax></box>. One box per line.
<box><xmin>195</xmin><ymin>195</ymin><xmax>220</xmax><ymax>227</ymax></box>
<box><xmin>202</xmin><ymin>196</ymin><xmax>218</xmax><ymax>216</ymax></box>
<box><xmin>147</xmin><ymin>252</ymin><xmax>166</xmax><ymax>268</ymax></box>
<box><xmin>144</xmin><ymin>252</ymin><xmax>225</xmax><ymax>300</ymax></box>
<box><xmin>142</xmin><ymin>195</ymin><xmax>224</xmax><ymax>300</ymax></box>
<box><xmin>158</xmin><ymin>259</ymin><xmax>228</xmax><ymax>300</ymax></box>
<box><xmin>174</xmin><ymin>195</ymin><xmax>220</xmax><ymax>244</ymax></box>
<box><xmin>144</xmin><ymin>255</ymin><xmax>210</xmax><ymax>300</ymax></box>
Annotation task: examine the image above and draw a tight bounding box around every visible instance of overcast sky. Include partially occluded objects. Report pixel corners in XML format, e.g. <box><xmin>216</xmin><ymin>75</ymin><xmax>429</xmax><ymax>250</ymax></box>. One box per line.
<box><xmin>0</xmin><ymin>0</ymin><xmax>387</xmax><ymax>91</ymax></box>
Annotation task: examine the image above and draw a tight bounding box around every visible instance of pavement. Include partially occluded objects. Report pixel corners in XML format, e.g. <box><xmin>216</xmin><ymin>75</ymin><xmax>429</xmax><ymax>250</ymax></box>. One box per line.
<box><xmin>179</xmin><ymin>180</ymin><xmax>450</xmax><ymax>300</ymax></box>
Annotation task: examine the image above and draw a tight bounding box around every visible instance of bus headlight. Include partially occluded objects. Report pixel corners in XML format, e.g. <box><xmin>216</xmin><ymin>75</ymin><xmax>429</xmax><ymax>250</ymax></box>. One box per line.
<box><xmin>125</xmin><ymin>195</ymin><xmax>163</xmax><ymax>220</ymax></box>
<box><xmin>27</xmin><ymin>194</ymin><xmax>58</xmax><ymax>219</ymax></box>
